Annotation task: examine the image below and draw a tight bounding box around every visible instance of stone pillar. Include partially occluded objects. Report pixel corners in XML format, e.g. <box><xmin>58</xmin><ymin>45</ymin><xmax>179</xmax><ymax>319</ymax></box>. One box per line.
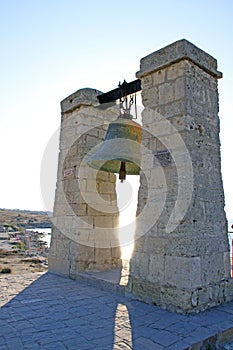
<box><xmin>49</xmin><ymin>88</ymin><xmax>122</xmax><ymax>278</ymax></box>
<box><xmin>128</xmin><ymin>39</ymin><xmax>233</xmax><ymax>313</ymax></box>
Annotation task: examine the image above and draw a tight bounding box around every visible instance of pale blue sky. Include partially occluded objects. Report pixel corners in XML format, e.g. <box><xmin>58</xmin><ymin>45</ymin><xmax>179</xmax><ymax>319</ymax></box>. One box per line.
<box><xmin>0</xmin><ymin>0</ymin><xmax>232</xmax><ymax>225</ymax></box>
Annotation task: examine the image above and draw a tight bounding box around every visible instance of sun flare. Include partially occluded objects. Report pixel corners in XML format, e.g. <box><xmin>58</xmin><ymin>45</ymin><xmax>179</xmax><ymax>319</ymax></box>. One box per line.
<box><xmin>116</xmin><ymin>175</ymin><xmax>140</xmax><ymax>260</ymax></box>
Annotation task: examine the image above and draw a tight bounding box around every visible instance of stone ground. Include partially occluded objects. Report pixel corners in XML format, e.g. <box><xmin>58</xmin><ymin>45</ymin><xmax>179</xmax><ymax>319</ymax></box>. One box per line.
<box><xmin>1</xmin><ymin>271</ymin><xmax>233</xmax><ymax>349</ymax></box>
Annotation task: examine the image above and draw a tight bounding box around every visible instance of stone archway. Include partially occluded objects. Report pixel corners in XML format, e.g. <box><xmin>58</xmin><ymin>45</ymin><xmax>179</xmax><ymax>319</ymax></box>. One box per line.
<box><xmin>49</xmin><ymin>39</ymin><xmax>233</xmax><ymax>314</ymax></box>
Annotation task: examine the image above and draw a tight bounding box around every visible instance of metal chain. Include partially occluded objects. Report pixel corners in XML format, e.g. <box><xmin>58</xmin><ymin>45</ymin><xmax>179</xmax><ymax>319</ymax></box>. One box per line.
<box><xmin>118</xmin><ymin>81</ymin><xmax>137</xmax><ymax>119</ymax></box>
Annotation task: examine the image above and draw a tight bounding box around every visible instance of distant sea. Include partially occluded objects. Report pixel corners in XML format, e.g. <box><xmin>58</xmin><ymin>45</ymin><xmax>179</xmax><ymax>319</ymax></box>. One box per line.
<box><xmin>29</xmin><ymin>228</ymin><xmax>51</xmax><ymax>248</ymax></box>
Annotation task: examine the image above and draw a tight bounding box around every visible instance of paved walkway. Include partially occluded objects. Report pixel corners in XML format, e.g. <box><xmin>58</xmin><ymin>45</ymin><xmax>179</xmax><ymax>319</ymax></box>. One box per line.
<box><xmin>1</xmin><ymin>272</ymin><xmax>233</xmax><ymax>349</ymax></box>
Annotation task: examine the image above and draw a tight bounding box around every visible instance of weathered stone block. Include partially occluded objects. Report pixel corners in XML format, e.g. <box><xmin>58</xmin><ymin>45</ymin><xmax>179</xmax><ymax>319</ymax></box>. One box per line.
<box><xmin>174</xmin><ymin>77</ymin><xmax>186</xmax><ymax>100</ymax></box>
<box><xmin>165</xmin><ymin>255</ymin><xmax>202</xmax><ymax>289</ymax></box>
<box><xmin>130</xmin><ymin>277</ymin><xmax>161</xmax><ymax>305</ymax></box>
<box><xmin>86</xmin><ymin>179</ymin><xmax>98</xmax><ymax>192</ymax></box>
<box><xmin>141</xmin><ymin>86</ymin><xmax>159</xmax><ymax>107</ymax></box>
<box><xmin>76</xmin><ymin>203</ymin><xmax>87</xmax><ymax>215</ymax></box>
<box><xmin>130</xmin><ymin>252</ymin><xmax>149</xmax><ymax>277</ymax></box>
<box><xmin>160</xmin><ymin>285</ymin><xmax>193</xmax><ymax>313</ymax></box>
<box><xmin>137</xmin><ymin>39</ymin><xmax>222</xmax><ymax>79</ymax></box>
<box><xmin>60</xmin><ymin>88</ymin><xmax>102</xmax><ymax>113</ymax></box>
<box><xmin>158</xmin><ymin>82</ymin><xmax>174</xmax><ymax>105</ymax></box>
<box><xmin>48</xmin><ymin>257</ymin><xmax>70</xmax><ymax>276</ymax></box>
<box><xmin>224</xmin><ymin>279</ymin><xmax>233</xmax><ymax>302</ymax></box>
<box><xmin>98</xmin><ymin>182</ymin><xmax>116</xmax><ymax>194</ymax></box>
<box><xmin>141</xmin><ymin>74</ymin><xmax>153</xmax><ymax>89</ymax></box>
<box><xmin>152</xmin><ymin>69</ymin><xmax>166</xmax><ymax>84</ymax></box>
<box><xmin>167</xmin><ymin>61</ymin><xmax>187</xmax><ymax>80</ymax></box>
<box><xmin>148</xmin><ymin>254</ymin><xmax>165</xmax><ymax>283</ymax></box>
<box><xmin>94</xmin><ymin>216</ymin><xmax>115</xmax><ymax>228</ymax></box>
<box><xmin>201</xmin><ymin>253</ymin><xmax>226</xmax><ymax>284</ymax></box>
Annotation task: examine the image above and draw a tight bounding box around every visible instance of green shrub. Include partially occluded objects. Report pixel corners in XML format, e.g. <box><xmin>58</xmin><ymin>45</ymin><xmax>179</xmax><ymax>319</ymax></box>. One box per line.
<box><xmin>1</xmin><ymin>267</ymin><xmax>11</xmax><ymax>274</ymax></box>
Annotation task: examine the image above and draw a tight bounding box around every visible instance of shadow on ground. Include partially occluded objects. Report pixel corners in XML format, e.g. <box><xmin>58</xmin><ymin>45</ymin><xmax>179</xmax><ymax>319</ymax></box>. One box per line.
<box><xmin>1</xmin><ymin>272</ymin><xmax>233</xmax><ymax>349</ymax></box>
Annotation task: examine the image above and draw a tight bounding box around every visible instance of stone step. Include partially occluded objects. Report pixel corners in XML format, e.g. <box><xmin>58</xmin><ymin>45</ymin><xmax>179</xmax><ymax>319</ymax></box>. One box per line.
<box><xmin>76</xmin><ymin>268</ymin><xmax>127</xmax><ymax>295</ymax></box>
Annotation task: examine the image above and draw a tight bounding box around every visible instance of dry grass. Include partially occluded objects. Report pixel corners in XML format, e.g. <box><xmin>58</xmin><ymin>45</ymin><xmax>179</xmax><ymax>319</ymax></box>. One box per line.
<box><xmin>0</xmin><ymin>249</ymin><xmax>47</xmax><ymax>275</ymax></box>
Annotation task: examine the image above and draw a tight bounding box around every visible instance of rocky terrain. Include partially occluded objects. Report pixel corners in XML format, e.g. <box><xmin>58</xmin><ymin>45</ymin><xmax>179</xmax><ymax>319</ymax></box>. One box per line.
<box><xmin>0</xmin><ymin>208</ymin><xmax>50</xmax><ymax>305</ymax></box>
<box><xmin>0</xmin><ymin>208</ymin><xmax>52</xmax><ymax>230</ymax></box>
<box><xmin>0</xmin><ymin>234</ymin><xmax>48</xmax><ymax>307</ymax></box>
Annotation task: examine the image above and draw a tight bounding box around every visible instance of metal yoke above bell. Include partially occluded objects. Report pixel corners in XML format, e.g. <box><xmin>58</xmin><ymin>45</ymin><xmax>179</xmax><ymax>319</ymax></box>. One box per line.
<box><xmin>86</xmin><ymin>114</ymin><xmax>142</xmax><ymax>181</ymax></box>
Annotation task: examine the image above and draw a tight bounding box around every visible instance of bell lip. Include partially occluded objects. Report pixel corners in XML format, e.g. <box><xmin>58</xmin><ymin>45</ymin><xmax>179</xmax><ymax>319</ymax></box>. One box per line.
<box><xmin>87</xmin><ymin>159</ymin><xmax>141</xmax><ymax>175</ymax></box>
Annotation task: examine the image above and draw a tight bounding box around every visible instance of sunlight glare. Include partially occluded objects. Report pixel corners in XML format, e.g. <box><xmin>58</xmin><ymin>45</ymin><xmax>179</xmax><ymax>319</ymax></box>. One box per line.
<box><xmin>116</xmin><ymin>175</ymin><xmax>140</xmax><ymax>260</ymax></box>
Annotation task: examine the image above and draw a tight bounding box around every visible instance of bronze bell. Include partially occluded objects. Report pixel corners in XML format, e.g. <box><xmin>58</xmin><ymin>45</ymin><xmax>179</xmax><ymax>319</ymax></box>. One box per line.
<box><xmin>86</xmin><ymin>113</ymin><xmax>142</xmax><ymax>182</ymax></box>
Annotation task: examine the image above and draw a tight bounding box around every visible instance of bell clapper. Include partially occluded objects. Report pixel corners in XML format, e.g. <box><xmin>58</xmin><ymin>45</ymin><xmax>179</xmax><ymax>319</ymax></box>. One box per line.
<box><xmin>119</xmin><ymin>161</ymin><xmax>126</xmax><ymax>183</ymax></box>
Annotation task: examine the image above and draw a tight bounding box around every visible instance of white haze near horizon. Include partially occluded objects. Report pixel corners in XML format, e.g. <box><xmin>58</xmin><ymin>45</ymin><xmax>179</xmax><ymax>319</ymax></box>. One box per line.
<box><xmin>0</xmin><ymin>1</ymin><xmax>232</xmax><ymax>231</ymax></box>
